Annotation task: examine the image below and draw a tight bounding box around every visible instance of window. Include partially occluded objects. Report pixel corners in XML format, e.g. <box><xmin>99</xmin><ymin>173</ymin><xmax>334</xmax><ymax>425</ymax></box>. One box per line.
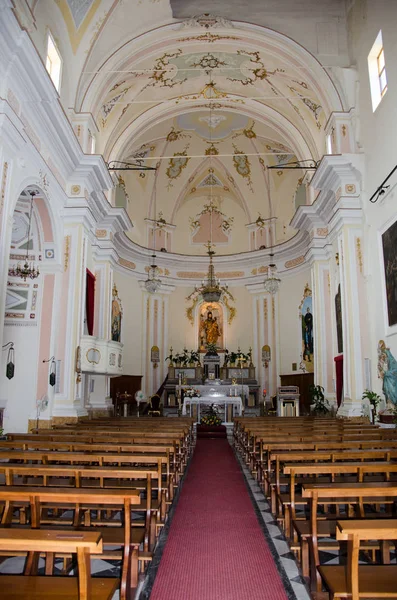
<box><xmin>377</xmin><ymin>47</ymin><xmax>387</xmax><ymax>97</ymax></box>
<box><xmin>326</xmin><ymin>133</ymin><xmax>333</xmax><ymax>155</ymax></box>
<box><xmin>46</xmin><ymin>32</ymin><xmax>62</xmax><ymax>92</ymax></box>
<box><xmin>368</xmin><ymin>31</ymin><xmax>387</xmax><ymax>112</ymax></box>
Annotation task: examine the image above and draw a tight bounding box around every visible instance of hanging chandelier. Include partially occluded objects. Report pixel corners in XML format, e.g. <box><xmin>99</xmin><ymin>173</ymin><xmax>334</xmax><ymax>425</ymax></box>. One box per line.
<box><xmin>9</xmin><ymin>191</ymin><xmax>40</xmax><ymax>281</ymax></box>
<box><xmin>144</xmin><ymin>253</ymin><xmax>161</xmax><ymax>293</ymax></box>
<box><xmin>263</xmin><ymin>253</ymin><xmax>281</xmax><ymax>295</ymax></box>
<box><xmin>193</xmin><ymin>242</ymin><xmax>228</xmax><ymax>302</ymax></box>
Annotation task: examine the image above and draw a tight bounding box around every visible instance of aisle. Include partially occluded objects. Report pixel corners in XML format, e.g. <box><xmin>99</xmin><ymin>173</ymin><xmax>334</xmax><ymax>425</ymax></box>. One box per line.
<box><xmin>150</xmin><ymin>439</ymin><xmax>290</xmax><ymax>600</ymax></box>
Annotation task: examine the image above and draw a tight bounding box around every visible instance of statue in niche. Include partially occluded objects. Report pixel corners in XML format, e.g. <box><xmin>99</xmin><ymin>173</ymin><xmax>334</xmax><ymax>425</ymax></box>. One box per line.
<box><xmin>198</xmin><ymin>303</ymin><xmax>224</xmax><ymax>350</ymax></box>
<box><xmin>335</xmin><ymin>284</ymin><xmax>343</xmax><ymax>353</ymax></box>
<box><xmin>299</xmin><ymin>284</ymin><xmax>314</xmax><ymax>373</ymax></box>
<box><xmin>111</xmin><ymin>284</ymin><xmax>122</xmax><ymax>342</ymax></box>
<box><xmin>378</xmin><ymin>340</ymin><xmax>397</xmax><ymax>408</ymax></box>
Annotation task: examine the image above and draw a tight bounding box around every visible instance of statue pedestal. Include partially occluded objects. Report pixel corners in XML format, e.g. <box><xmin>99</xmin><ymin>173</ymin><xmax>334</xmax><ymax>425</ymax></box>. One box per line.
<box><xmin>203</xmin><ymin>353</ymin><xmax>221</xmax><ymax>380</ymax></box>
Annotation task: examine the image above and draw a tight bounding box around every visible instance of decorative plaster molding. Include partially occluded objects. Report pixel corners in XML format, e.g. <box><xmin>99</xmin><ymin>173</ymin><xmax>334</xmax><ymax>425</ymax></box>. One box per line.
<box><xmin>4</xmin><ymin>320</ymin><xmax>37</xmax><ymax>327</ymax></box>
<box><xmin>215</xmin><ymin>271</ymin><xmax>244</xmax><ymax>278</ymax></box>
<box><xmin>179</xmin><ymin>14</ymin><xmax>234</xmax><ymax>29</ymax></box>
<box><xmin>177</xmin><ymin>271</ymin><xmax>206</xmax><ymax>279</ymax></box>
<box><xmin>71</xmin><ymin>185</ymin><xmax>81</xmax><ymax>195</ymax></box>
<box><xmin>118</xmin><ymin>258</ymin><xmax>136</xmax><ymax>270</ymax></box>
<box><xmin>285</xmin><ymin>256</ymin><xmax>305</xmax><ymax>269</ymax></box>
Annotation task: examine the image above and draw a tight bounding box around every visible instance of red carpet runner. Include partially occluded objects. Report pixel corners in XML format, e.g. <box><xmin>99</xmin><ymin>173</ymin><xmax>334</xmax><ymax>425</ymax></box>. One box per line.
<box><xmin>150</xmin><ymin>439</ymin><xmax>289</xmax><ymax>600</ymax></box>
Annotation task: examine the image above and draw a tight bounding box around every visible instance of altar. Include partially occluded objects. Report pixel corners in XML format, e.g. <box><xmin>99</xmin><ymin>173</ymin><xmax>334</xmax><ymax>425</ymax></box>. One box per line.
<box><xmin>182</xmin><ymin>395</ymin><xmax>243</xmax><ymax>424</ymax></box>
<box><xmin>179</xmin><ymin>384</ymin><xmax>249</xmax><ymax>400</ymax></box>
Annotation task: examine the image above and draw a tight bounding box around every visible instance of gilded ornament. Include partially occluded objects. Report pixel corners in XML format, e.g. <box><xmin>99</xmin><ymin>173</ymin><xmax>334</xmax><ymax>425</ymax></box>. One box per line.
<box><xmin>64</xmin><ymin>235</ymin><xmax>70</xmax><ymax>272</ymax></box>
<box><xmin>205</xmin><ymin>143</ymin><xmax>219</xmax><ymax>156</ymax></box>
<box><xmin>356</xmin><ymin>237</ymin><xmax>363</xmax><ymax>273</ymax></box>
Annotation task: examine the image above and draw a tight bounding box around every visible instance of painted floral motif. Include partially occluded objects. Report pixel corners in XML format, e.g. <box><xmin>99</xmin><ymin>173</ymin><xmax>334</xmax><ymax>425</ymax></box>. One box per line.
<box><xmin>227</xmin><ymin>50</ymin><xmax>284</xmax><ymax>86</ymax></box>
<box><xmin>166</xmin><ymin>127</ymin><xmax>191</xmax><ymax>142</ymax></box>
<box><xmin>177</xmin><ymin>32</ymin><xmax>240</xmax><ymax>44</ymax></box>
<box><xmin>166</xmin><ymin>150</ymin><xmax>190</xmax><ymax>189</ymax></box>
<box><xmin>205</xmin><ymin>143</ymin><xmax>219</xmax><ymax>156</ymax></box>
<box><xmin>101</xmin><ymin>87</ymin><xmax>130</xmax><ymax>126</ymax></box>
<box><xmin>189</xmin><ymin>198</ymin><xmax>234</xmax><ymax>234</ymax></box>
<box><xmin>190</xmin><ymin>53</ymin><xmax>227</xmax><ymax>70</ymax></box>
<box><xmin>288</xmin><ymin>85</ymin><xmax>323</xmax><ymax>129</ymax></box>
<box><xmin>232</xmin><ymin>145</ymin><xmax>253</xmax><ymax>192</ymax></box>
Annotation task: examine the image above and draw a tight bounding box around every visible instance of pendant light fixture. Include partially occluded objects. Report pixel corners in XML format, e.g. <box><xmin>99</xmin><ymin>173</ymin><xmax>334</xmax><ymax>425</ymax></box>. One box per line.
<box><xmin>9</xmin><ymin>191</ymin><xmax>40</xmax><ymax>281</ymax></box>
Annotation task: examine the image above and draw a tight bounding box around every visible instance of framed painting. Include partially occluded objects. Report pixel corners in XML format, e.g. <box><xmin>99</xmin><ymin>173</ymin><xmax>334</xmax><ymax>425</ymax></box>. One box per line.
<box><xmin>382</xmin><ymin>219</ymin><xmax>397</xmax><ymax>328</ymax></box>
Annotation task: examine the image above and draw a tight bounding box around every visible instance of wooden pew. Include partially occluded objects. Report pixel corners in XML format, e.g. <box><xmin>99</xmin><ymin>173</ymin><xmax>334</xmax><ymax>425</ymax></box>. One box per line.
<box><xmin>318</xmin><ymin>519</ymin><xmax>397</xmax><ymax>600</ymax></box>
<box><xmin>0</xmin><ymin>529</ymin><xmax>118</xmax><ymax>600</ymax></box>
<box><xmin>0</xmin><ymin>449</ymin><xmax>178</xmax><ymax>500</ymax></box>
<box><xmin>0</xmin><ymin>487</ymin><xmax>141</xmax><ymax>599</ymax></box>
<box><xmin>302</xmin><ymin>482</ymin><xmax>397</xmax><ymax>591</ymax></box>
<box><xmin>280</xmin><ymin>461</ymin><xmax>397</xmax><ymax>539</ymax></box>
<box><xmin>0</xmin><ymin>463</ymin><xmax>164</xmax><ymax>548</ymax></box>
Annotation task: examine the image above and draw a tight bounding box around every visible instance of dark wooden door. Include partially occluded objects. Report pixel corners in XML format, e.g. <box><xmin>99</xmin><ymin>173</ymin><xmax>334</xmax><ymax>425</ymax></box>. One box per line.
<box><xmin>280</xmin><ymin>372</ymin><xmax>314</xmax><ymax>415</ymax></box>
<box><xmin>110</xmin><ymin>375</ymin><xmax>142</xmax><ymax>413</ymax></box>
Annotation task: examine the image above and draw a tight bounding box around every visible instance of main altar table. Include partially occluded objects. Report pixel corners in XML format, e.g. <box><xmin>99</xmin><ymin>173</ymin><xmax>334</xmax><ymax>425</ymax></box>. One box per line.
<box><xmin>179</xmin><ymin>384</ymin><xmax>249</xmax><ymax>398</ymax></box>
<box><xmin>182</xmin><ymin>395</ymin><xmax>243</xmax><ymax>424</ymax></box>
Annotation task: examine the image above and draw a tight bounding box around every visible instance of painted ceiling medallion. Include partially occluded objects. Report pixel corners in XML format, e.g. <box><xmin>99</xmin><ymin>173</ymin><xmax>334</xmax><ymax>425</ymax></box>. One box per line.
<box><xmin>199</xmin><ymin>115</ymin><xmax>226</xmax><ymax>129</ymax></box>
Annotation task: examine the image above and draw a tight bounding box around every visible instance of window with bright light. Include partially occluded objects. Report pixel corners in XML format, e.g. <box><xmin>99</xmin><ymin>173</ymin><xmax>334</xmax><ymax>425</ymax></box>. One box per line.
<box><xmin>46</xmin><ymin>32</ymin><xmax>62</xmax><ymax>92</ymax></box>
<box><xmin>368</xmin><ymin>31</ymin><xmax>387</xmax><ymax>112</ymax></box>
<box><xmin>326</xmin><ymin>133</ymin><xmax>333</xmax><ymax>154</ymax></box>
<box><xmin>377</xmin><ymin>47</ymin><xmax>387</xmax><ymax>97</ymax></box>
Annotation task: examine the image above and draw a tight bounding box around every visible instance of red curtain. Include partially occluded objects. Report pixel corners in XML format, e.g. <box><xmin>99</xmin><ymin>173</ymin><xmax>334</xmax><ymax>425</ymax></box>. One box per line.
<box><xmin>334</xmin><ymin>354</ymin><xmax>343</xmax><ymax>407</ymax></box>
<box><xmin>86</xmin><ymin>269</ymin><xmax>96</xmax><ymax>336</ymax></box>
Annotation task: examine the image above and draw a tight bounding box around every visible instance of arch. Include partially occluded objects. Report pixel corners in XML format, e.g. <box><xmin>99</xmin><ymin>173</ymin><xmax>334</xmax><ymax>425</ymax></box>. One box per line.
<box><xmin>106</xmin><ymin>99</ymin><xmax>316</xmax><ymax>166</ymax></box>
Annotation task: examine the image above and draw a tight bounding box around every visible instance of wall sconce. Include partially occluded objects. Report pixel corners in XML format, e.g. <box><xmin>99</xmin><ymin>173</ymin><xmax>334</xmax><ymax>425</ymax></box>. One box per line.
<box><xmin>2</xmin><ymin>342</ymin><xmax>15</xmax><ymax>380</ymax></box>
<box><xmin>43</xmin><ymin>356</ymin><xmax>56</xmax><ymax>387</ymax></box>
<box><xmin>262</xmin><ymin>344</ymin><xmax>271</xmax><ymax>368</ymax></box>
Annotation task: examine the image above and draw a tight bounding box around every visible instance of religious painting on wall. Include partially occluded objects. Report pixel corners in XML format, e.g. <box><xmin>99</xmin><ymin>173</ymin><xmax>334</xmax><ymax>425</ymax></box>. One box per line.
<box><xmin>111</xmin><ymin>284</ymin><xmax>123</xmax><ymax>342</ymax></box>
<box><xmin>299</xmin><ymin>284</ymin><xmax>314</xmax><ymax>373</ymax></box>
<box><xmin>335</xmin><ymin>283</ymin><xmax>343</xmax><ymax>353</ymax></box>
<box><xmin>198</xmin><ymin>302</ymin><xmax>224</xmax><ymax>351</ymax></box>
<box><xmin>382</xmin><ymin>219</ymin><xmax>397</xmax><ymax>327</ymax></box>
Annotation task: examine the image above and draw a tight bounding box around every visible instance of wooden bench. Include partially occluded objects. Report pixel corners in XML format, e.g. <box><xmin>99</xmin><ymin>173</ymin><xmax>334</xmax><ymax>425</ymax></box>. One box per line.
<box><xmin>302</xmin><ymin>482</ymin><xmax>397</xmax><ymax>591</ymax></box>
<box><xmin>0</xmin><ymin>529</ymin><xmax>118</xmax><ymax>600</ymax></box>
<box><xmin>0</xmin><ymin>449</ymin><xmax>178</xmax><ymax>500</ymax></box>
<box><xmin>0</xmin><ymin>463</ymin><xmax>164</xmax><ymax>548</ymax></box>
<box><xmin>0</xmin><ymin>486</ymin><xmax>141</xmax><ymax>599</ymax></box>
<box><xmin>318</xmin><ymin>519</ymin><xmax>397</xmax><ymax>600</ymax></box>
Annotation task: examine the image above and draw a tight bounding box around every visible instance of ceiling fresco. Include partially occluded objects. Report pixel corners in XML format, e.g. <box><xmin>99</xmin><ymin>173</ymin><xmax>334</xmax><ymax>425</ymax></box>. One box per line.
<box><xmin>29</xmin><ymin>6</ymin><xmax>342</xmax><ymax>258</ymax></box>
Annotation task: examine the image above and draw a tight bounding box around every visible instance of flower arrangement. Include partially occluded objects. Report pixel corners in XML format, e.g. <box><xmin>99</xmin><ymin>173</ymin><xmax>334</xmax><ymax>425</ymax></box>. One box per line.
<box><xmin>166</xmin><ymin>348</ymin><xmax>200</xmax><ymax>366</ymax></box>
<box><xmin>184</xmin><ymin>387</ymin><xmax>201</xmax><ymax>398</ymax></box>
<box><xmin>228</xmin><ymin>349</ymin><xmax>250</xmax><ymax>365</ymax></box>
<box><xmin>201</xmin><ymin>404</ymin><xmax>222</xmax><ymax>426</ymax></box>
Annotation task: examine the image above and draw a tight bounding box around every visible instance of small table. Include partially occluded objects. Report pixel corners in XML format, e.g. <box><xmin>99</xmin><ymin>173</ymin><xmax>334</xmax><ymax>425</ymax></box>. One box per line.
<box><xmin>182</xmin><ymin>395</ymin><xmax>243</xmax><ymax>424</ymax></box>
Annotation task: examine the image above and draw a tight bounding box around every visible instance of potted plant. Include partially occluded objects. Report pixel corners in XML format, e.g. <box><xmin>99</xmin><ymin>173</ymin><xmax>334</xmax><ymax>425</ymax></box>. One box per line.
<box><xmin>205</xmin><ymin>342</ymin><xmax>218</xmax><ymax>356</ymax></box>
<box><xmin>229</xmin><ymin>351</ymin><xmax>238</xmax><ymax>367</ymax></box>
<box><xmin>189</xmin><ymin>350</ymin><xmax>200</xmax><ymax>366</ymax></box>
<box><xmin>362</xmin><ymin>389</ymin><xmax>382</xmax><ymax>424</ymax></box>
<box><xmin>309</xmin><ymin>384</ymin><xmax>330</xmax><ymax>415</ymax></box>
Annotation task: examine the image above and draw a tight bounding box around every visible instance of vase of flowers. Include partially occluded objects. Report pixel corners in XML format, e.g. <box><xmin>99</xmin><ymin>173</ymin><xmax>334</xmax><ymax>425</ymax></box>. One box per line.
<box><xmin>184</xmin><ymin>387</ymin><xmax>201</xmax><ymax>398</ymax></box>
<box><xmin>200</xmin><ymin>404</ymin><xmax>222</xmax><ymax>426</ymax></box>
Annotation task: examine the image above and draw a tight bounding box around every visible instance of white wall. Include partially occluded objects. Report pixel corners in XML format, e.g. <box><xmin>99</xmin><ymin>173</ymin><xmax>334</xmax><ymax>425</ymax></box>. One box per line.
<box><xmin>113</xmin><ymin>272</ymin><xmax>143</xmax><ymax>377</ymax></box>
<box><xmin>278</xmin><ymin>267</ymin><xmax>312</xmax><ymax>375</ymax></box>
<box><xmin>348</xmin><ymin>0</ymin><xmax>397</xmax><ymax>394</ymax></box>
